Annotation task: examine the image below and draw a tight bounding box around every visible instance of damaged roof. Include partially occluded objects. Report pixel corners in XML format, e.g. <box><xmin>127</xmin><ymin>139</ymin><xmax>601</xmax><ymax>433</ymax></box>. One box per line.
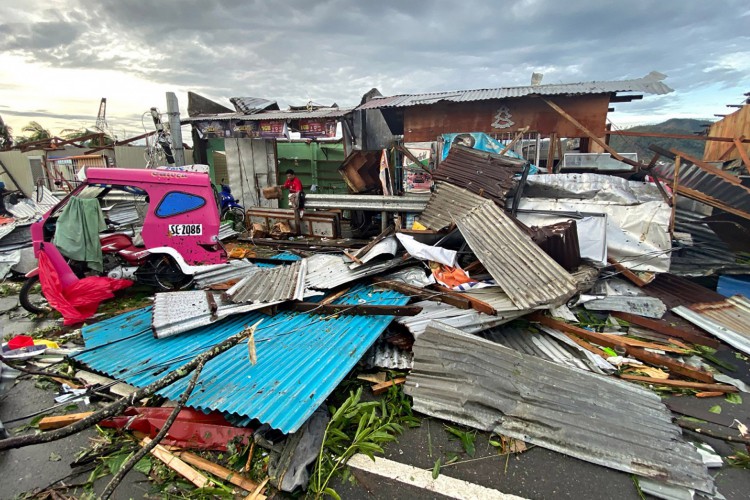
<box><xmin>181</xmin><ymin>107</ymin><xmax>351</xmax><ymax>123</ymax></box>
<box><xmin>432</xmin><ymin>146</ymin><xmax>526</xmax><ymax>204</ymax></box>
<box><xmin>455</xmin><ymin>201</ymin><xmax>577</xmax><ymax>309</ymax></box>
<box><xmin>417</xmin><ymin>181</ymin><xmax>496</xmax><ymax>231</ymax></box>
<box><xmin>357</xmin><ymin>72</ymin><xmax>673</xmax><ymax>110</ymax></box>
<box><xmin>72</xmin><ymin>284</ymin><xmax>409</xmax><ymax>434</ymax></box>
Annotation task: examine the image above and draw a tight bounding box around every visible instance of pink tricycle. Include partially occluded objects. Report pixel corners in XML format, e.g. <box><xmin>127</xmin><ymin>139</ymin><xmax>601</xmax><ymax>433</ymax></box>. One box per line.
<box><xmin>20</xmin><ymin>167</ymin><xmax>227</xmax><ymax>314</ymax></box>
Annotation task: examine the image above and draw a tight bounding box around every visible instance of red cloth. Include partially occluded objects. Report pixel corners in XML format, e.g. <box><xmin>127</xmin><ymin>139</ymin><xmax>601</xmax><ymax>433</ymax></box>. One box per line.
<box><xmin>283</xmin><ymin>177</ymin><xmax>303</xmax><ymax>193</ymax></box>
<box><xmin>37</xmin><ymin>251</ymin><xmax>133</xmax><ymax>325</ymax></box>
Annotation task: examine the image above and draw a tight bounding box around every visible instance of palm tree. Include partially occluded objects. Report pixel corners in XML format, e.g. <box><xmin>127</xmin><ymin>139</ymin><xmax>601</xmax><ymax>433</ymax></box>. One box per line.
<box><xmin>14</xmin><ymin>121</ymin><xmax>51</xmax><ymax>145</ymax></box>
<box><xmin>60</xmin><ymin>127</ymin><xmax>114</xmax><ymax>147</ymax></box>
<box><xmin>0</xmin><ymin>115</ymin><xmax>12</xmax><ymax>150</ymax></box>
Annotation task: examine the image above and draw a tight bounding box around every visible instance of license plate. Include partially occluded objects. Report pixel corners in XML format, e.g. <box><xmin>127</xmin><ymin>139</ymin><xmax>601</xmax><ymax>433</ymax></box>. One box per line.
<box><xmin>169</xmin><ymin>224</ymin><xmax>203</xmax><ymax>236</ymax></box>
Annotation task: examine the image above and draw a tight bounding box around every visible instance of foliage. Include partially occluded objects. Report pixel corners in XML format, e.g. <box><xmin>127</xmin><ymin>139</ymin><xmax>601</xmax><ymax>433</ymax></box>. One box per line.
<box><xmin>708</xmin><ymin>405</ymin><xmax>722</xmax><ymax>414</ymax></box>
<box><xmin>309</xmin><ymin>385</ymin><xmax>415</xmax><ymax>499</ymax></box>
<box><xmin>14</xmin><ymin>121</ymin><xmax>51</xmax><ymax>145</ymax></box>
<box><xmin>695</xmin><ymin>345</ymin><xmax>736</xmax><ymax>372</ymax></box>
<box><xmin>726</xmin><ymin>450</ymin><xmax>750</xmax><ymax>469</ymax></box>
<box><xmin>0</xmin><ymin>281</ymin><xmax>22</xmax><ymax>297</ymax></box>
<box><xmin>444</xmin><ymin>425</ymin><xmax>476</xmax><ymax>457</ymax></box>
<box><xmin>725</xmin><ymin>393</ymin><xmax>742</xmax><ymax>405</ymax></box>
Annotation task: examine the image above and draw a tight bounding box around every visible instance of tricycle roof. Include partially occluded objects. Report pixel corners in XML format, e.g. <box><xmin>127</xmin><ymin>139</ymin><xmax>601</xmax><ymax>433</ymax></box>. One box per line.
<box><xmin>85</xmin><ymin>168</ymin><xmax>212</xmax><ymax>188</ymax></box>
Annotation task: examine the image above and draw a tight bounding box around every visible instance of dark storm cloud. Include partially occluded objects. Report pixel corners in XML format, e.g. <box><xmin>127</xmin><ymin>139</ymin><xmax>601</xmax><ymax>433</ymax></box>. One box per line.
<box><xmin>3</xmin><ymin>0</ymin><xmax>749</xmax><ymax>118</ymax></box>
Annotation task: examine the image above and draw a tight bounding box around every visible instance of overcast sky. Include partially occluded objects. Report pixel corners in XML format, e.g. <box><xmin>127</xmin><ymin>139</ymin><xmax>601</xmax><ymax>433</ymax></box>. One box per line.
<box><xmin>1</xmin><ymin>0</ymin><xmax>748</xmax><ymax>140</ymax></box>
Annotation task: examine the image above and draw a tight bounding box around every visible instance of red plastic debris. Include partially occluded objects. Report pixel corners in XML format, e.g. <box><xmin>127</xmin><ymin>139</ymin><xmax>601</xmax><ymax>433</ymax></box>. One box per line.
<box><xmin>7</xmin><ymin>335</ymin><xmax>35</xmax><ymax>350</ymax></box>
<box><xmin>99</xmin><ymin>407</ymin><xmax>254</xmax><ymax>451</ymax></box>
<box><xmin>37</xmin><ymin>251</ymin><xmax>133</xmax><ymax>325</ymax></box>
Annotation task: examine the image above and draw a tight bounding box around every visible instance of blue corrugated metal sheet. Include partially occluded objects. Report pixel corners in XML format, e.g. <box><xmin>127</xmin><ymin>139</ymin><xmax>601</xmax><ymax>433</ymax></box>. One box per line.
<box><xmin>73</xmin><ymin>285</ymin><xmax>408</xmax><ymax>434</ymax></box>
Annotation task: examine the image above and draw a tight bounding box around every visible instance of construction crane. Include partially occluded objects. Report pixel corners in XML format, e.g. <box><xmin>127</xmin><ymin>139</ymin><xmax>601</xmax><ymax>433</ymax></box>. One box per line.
<box><xmin>94</xmin><ymin>98</ymin><xmax>116</xmax><ymax>143</ymax></box>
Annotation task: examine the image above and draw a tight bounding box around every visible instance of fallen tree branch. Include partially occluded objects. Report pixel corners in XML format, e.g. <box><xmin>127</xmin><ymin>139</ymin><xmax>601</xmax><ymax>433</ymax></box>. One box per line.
<box><xmin>0</xmin><ymin>355</ymin><xmax>77</xmax><ymax>380</ymax></box>
<box><xmin>0</xmin><ymin>320</ymin><xmax>261</xmax><ymax>452</ymax></box>
<box><xmin>101</xmin><ymin>359</ymin><xmax>206</xmax><ymax>499</ymax></box>
<box><xmin>677</xmin><ymin>419</ymin><xmax>750</xmax><ymax>444</ymax></box>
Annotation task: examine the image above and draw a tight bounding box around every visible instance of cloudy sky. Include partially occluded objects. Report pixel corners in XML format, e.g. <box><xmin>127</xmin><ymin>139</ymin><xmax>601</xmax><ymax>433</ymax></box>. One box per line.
<box><xmin>1</xmin><ymin>0</ymin><xmax>748</xmax><ymax>140</ymax></box>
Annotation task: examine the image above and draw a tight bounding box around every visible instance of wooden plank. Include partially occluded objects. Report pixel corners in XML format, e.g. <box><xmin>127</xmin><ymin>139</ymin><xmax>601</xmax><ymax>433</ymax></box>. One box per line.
<box><xmin>320</xmin><ymin>287</ymin><xmax>351</xmax><ymax>305</ymax></box>
<box><xmin>372</xmin><ymin>278</ymin><xmax>471</xmax><ymax>310</ymax></box>
<box><xmin>290</xmin><ymin>302</ymin><xmax>422</xmax><ymax>316</ymax></box>
<box><xmin>561</xmin><ymin>332</ymin><xmax>608</xmax><ymax>358</ymax></box>
<box><xmin>249</xmin><ymin>478</ymin><xmax>270</xmax><ymax>500</ymax></box>
<box><xmin>141</xmin><ymin>437</ymin><xmax>209</xmax><ymax>488</ymax></box>
<box><xmin>610</xmin><ymin>312</ymin><xmax>720</xmax><ymax>348</ymax></box>
<box><xmin>670</xmin><ymin>155</ymin><xmax>681</xmax><ymax>234</ymax></box>
<box><xmin>532</xmin><ymin>314</ymin><xmax>714</xmax><ymax>382</ymax></box>
<box><xmin>173</xmin><ymin>450</ymin><xmax>260</xmax><ymax>493</ymax></box>
<box><xmin>734</xmin><ymin>137</ymin><xmax>750</xmax><ymax>175</ymax></box>
<box><xmin>38</xmin><ymin>412</ymin><xmax>95</xmax><ymax>431</ymax></box>
<box><xmin>606</xmin><ymin>257</ymin><xmax>653</xmax><ymax>287</ymax></box>
<box><xmin>599</xmin><ymin>335</ymin><xmax>689</xmax><ymax>354</ymax></box>
<box><xmin>541</xmin><ymin>98</ymin><xmax>644</xmax><ymax>169</ymax></box>
<box><xmin>372</xmin><ymin>378</ymin><xmax>407</xmax><ymax>395</ymax></box>
<box><xmin>619</xmin><ymin>375</ymin><xmax>736</xmax><ymax>393</ymax></box>
<box><xmin>396</xmin><ymin>145</ymin><xmax>432</xmax><ymax>175</ymax></box>
<box><xmin>546</xmin><ymin>132</ymin><xmax>557</xmax><ymax>173</ymax></box>
<box><xmin>431</xmin><ymin>285</ymin><xmax>496</xmax><ymax>315</ymax></box>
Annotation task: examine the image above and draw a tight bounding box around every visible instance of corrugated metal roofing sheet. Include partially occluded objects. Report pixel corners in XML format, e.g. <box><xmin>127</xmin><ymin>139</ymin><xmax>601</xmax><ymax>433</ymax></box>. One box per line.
<box><xmin>360</xmin><ymin>339</ymin><xmax>413</xmax><ymax>370</ymax></box>
<box><xmin>229</xmin><ymin>97</ymin><xmax>278</xmax><ymax>114</ymax></box>
<box><xmin>73</xmin><ymin>284</ymin><xmax>409</xmax><ymax>434</ymax></box>
<box><xmin>432</xmin><ymin>146</ymin><xmax>526</xmax><ymax>204</ymax></box>
<box><xmin>417</xmin><ymin>182</ymin><xmax>492</xmax><ymax>231</ymax></box>
<box><xmin>405</xmin><ymin>322</ymin><xmax>714</xmax><ymax>494</ymax></box>
<box><xmin>396</xmin><ymin>299</ymin><xmax>522</xmax><ymax>338</ymax></box>
<box><xmin>652</xmin><ymin>158</ymin><xmax>750</xmax><ymax>218</ymax></box>
<box><xmin>455</xmin><ymin>201</ymin><xmax>577</xmax><ymax>309</ymax></box>
<box><xmin>151</xmin><ymin>291</ymin><xmax>279</xmax><ymax>339</ymax></box>
<box><xmin>193</xmin><ymin>260</ymin><xmax>259</xmax><ymax>289</ymax></box>
<box><xmin>227</xmin><ymin>259</ymin><xmax>306</xmax><ymax>303</ymax></box>
<box><xmin>673</xmin><ymin>295</ymin><xmax>750</xmax><ymax>356</ymax></box>
<box><xmin>357</xmin><ymin>72</ymin><xmax>673</xmax><ymax>110</ymax></box>
<box><xmin>305</xmin><ymin>254</ymin><xmax>404</xmax><ymax>290</ymax></box>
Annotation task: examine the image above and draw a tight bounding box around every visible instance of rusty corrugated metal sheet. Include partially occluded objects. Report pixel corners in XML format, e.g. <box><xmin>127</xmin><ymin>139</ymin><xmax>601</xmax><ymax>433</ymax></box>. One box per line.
<box><xmin>529</xmin><ymin>220</ymin><xmax>581</xmax><ymax>271</ymax></box>
<box><xmin>455</xmin><ymin>201</ymin><xmax>577</xmax><ymax>309</ymax></box>
<box><xmin>357</xmin><ymin>72</ymin><xmax>673</xmax><ymax>110</ymax></box>
<box><xmin>673</xmin><ymin>295</ymin><xmax>750</xmax><ymax>356</ymax></box>
<box><xmin>405</xmin><ymin>322</ymin><xmax>714</xmax><ymax>493</ymax></box>
<box><xmin>416</xmin><ymin>182</ymin><xmax>491</xmax><ymax>231</ymax></box>
<box><xmin>643</xmin><ymin>274</ymin><xmax>725</xmax><ymax>309</ymax></box>
<box><xmin>432</xmin><ymin>145</ymin><xmax>525</xmax><ymax>204</ymax></box>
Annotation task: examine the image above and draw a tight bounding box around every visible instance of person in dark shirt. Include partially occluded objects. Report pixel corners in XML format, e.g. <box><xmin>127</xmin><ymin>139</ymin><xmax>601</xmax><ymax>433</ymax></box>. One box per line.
<box><xmin>282</xmin><ymin>169</ymin><xmax>304</xmax><ymax>209</ymax></box>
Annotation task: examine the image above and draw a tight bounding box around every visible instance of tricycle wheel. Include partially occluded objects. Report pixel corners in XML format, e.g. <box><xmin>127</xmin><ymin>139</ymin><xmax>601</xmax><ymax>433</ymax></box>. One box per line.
<box><xmin>222</xmin><ymin>206</ymin><xmax>246</xmax><ymax>233</ymax></box>
<box><xmin>19</xmin><ymin>276</ymin><xmax>51</xmax><ymax>314</ymax></box>
<box><xmin>146</xmin><ymin>255</ymin><xmax>193</xmax><ymax>292</ymax></box>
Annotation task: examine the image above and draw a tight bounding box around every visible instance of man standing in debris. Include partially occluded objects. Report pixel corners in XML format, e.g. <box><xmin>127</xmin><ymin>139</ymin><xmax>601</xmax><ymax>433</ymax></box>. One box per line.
<box><xmin>283</xmin><ymin>169</ymin><xmax>304</xmax><ymax>211</ymax></box>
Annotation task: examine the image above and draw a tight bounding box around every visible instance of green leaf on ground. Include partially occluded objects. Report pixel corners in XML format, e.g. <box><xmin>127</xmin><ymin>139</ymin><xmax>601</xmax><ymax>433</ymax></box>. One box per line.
<box><xmin>725</xmin><ymin>393</ymin><xmax>742</xmax><ymax>404</ymax></box>
<box><xmin>432</xmin><ymin>458</ymin><xmax>441</xmax><ymax>479</ymax></box>
<box><xmin>708</xmin><ymin>405</ymin><xmax>722</xmax><ymax>414</ymax></box>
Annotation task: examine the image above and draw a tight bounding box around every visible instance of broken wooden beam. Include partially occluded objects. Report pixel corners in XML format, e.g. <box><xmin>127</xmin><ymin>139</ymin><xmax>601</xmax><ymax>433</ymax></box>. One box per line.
<box><xmin>618</xmin><ymin>375</ymin><xmax>737</xmax><ymax>393</ymax></box>
<box><xmin>605</xmin><ymin>130</ymin><xmax>750</xmax><ymax>144</ymax></box>
<box><xmin>669</xmin><ymin>148</ymin><xmax>742</xmax><ymax>185</ymax></box>
<box><xmin>431</xmin><ymin>285</ymin><xmax>496</xmax><ymax>315</ymax></box>
<box><xmin>142</xmin><ymin>437</ymin><xmax>209</xmax><ymax>488</ymax></box>
<box><xmin>290</xmin><ymin>302</ymin><xmax>422</xmax><ymax>316</ymax></box>
<box><xmin>733</xmin><ymin>137</ymin><xmax>750</xmax><ymax>175</ymax></box>
<box><xmin>173</xmin><ymin>450</ymin><xmax>261</xmax><ymax>493</ymax></box>
<box><xmin>38</xmin><ymin>412</ymin><xmax>95</xmax><ymax>431</ymax></box>
<box><xmin>541</xmin><ymin>98</ymin><xmax>644</xmax><ymax>170</ymax></box>
<box><xmin>610</xmin><ymin>311</ymin><xmax>720</xmax><ymax>348</ymax></box>
<box><xmin>606</xmin><ymin>257</ymin><xmax>654</xmax><ymax>287</ymax></box>
<box><xmin>532</xmin><ymin>314</ymin><xmax>714</xmax><ymax>383</ymax></box>
<box><xmin>372</xmin><ymin>378</ymin><xmax>407</xmax><ymax>395</ymax></box>
<box><xmin>372</xmin><ymin>279</ymin><xmax>471</xmax><ymax>310</ymax></box>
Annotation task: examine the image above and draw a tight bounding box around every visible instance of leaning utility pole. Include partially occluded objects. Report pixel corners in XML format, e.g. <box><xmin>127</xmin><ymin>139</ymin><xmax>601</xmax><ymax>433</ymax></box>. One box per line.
<box><xmin>166</xmin><ymin>92</ymin><xmax>186</xmax><ymax>167</ymax></box>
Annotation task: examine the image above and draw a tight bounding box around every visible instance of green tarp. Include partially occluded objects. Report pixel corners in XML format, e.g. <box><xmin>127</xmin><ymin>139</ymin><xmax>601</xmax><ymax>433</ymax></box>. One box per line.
<box><xmin>53</xmin><ymin>196</ymin><xmax>106</xmax><ymax>272</ymax></box>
